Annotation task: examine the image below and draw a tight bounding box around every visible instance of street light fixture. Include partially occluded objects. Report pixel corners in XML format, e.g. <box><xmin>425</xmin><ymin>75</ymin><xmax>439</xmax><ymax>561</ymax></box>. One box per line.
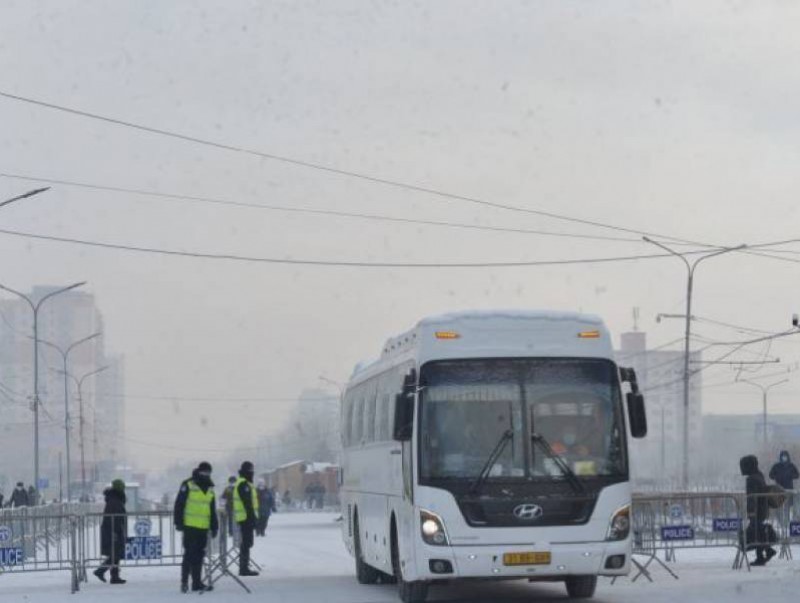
<box><xmin>0</xmin><ymin>187</ymin><xmax>50</xmax><ymax>210</ymax></box>
<box><xmin>738</xmin><ymin>378</ymin><xmax>790</xmax><ymax>446</ymax></box>
<box><xmin>643</xmin><ymin>237</ymin><xmax>746</xmax><ymax>487</ymax></box>
<box><xmin>56</xmin><ymin>364</ymin><xmax>109</xmax><ymax>499</ymax></box>
<box><xmin>0</xmin><ymin>281</ymin><xmax>87</xmax><ymax>493</ymax></box>
<box><xmin>37</xmin><ymin>332</ymin><xmax>102</xmax><ymax>501</ymax></box>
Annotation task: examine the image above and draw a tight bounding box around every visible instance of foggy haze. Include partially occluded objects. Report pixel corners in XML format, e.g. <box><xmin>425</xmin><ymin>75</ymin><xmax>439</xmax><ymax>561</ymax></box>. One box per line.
<box><xmin>2</xmin><ymin>0</ymin><xmax>800</xmax><ymax>472</ymax></box>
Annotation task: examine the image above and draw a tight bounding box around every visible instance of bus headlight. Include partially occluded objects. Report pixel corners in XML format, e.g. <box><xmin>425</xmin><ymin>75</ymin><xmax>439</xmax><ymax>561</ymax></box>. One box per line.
<box><xmin>420</xmin><ymin>510</ymin><xmax>449</xmax><ymax>546</ymax></box>
<box><xmin>606</xmin><ymin>505</ymin><xmax>630</xmax><ymax>541</ymax></box>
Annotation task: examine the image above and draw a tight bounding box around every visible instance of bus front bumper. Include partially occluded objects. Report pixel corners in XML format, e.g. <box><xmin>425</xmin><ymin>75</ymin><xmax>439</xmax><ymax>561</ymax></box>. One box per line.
<box><xmin>414</xmin><ymin>540</ymin><xmax>630</xmax><ymax>580</ymax></box>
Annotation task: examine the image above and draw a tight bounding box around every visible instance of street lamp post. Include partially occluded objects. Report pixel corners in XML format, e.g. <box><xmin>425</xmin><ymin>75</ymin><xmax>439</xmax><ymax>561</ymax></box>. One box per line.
<box><xmin>0</xmin><ymin>282</ymin><xmax>87</xmax><ymax>494</ymax></box>
<box><xmin>643</xmin><ymin>238</ymin><xmax>746</xmax><ymax>487</ymax></box>
<box><xmin>58</xmin><ymin>365</ymin><xmax>109</xmax><ymax>499</ymax></box>
<box><xmin>738</xmin><ymin>379</ymin><xmax>789</xmax><ymax>446</ymax></box>
<box><xmin>38</xmin><ymin>333</ymin><xmax>102</xmax><ymax>501</ymax></box>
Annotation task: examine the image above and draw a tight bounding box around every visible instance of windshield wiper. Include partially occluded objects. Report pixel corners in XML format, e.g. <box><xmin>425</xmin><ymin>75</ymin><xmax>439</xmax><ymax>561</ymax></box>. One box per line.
<box><xmin>468</xmin><ymin>429</ymin><xmax>513</xmax><ymax>496</ymax></box>
<box><xmin>531</xmin><ymin>433</ymin><xmax>586</xmax><ymax>496</ymax></box>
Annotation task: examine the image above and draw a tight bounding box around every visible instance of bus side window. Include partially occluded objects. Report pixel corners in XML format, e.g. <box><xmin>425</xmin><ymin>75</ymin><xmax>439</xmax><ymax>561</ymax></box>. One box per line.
<box><xmin>363</xmin><ymin>379</ymin><xmax>377</xmax><ymax>444</ymax></box>
<box><xmin>352</xmin><ymin>389</ymin><xmax>364</xmax><ymax>446</ymax></box>
<box><xmin>342</xmin><ymin>391</ymin><xmax>353</xmax><ymax>448</ymax></box>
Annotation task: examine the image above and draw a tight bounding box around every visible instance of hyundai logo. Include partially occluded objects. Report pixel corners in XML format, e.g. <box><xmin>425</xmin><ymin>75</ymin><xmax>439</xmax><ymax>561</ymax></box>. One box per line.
<box><xmin>513</xmin><ymin>504</ymin><xmax>544</xmax><ymax>521</ymax></box>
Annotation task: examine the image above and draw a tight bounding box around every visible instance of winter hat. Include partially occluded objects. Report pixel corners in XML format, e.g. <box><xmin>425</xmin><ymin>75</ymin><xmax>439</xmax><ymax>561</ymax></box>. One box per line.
<box><xmin>197</xmin><ymin>461</ymin><xmax>213</xmax><ymax>474</ymax></box>
<box><xmin>111</xmin><ymin>479</ymin><xmax>125</xmax><ymax>492</ymax></box>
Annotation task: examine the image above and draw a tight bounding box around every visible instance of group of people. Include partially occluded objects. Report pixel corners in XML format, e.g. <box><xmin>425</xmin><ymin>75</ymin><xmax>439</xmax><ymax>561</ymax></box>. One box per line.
<box><xmin>91</xmin><ymin>460</ymin><xmax>270</xmax><ymax>592</ymax></box>
<box><xmin>304</xmin><ymin>480</ymin><xmax>327</xmax><ymax>509</ymax></box>
<box><xmin>740</xmin><ymin>450</ymin><xmax>799</xmax><ymax>566</ymax></box>
<box><xmin>0</xmin><ymin>482</ymin><xmax>39</xmax><ymax>508</ymax></box>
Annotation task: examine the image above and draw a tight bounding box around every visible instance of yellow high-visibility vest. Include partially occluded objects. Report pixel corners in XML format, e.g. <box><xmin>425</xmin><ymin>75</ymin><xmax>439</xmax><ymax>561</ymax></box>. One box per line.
<box><xmin>184</xmin><ymin>480</ymin><xmax>215</xmax><ymax>530</ymax></box>
<box><xmin>232</xmin><ymin>477</ymin><xmax>259</xmax><ymax>523</ymax></box>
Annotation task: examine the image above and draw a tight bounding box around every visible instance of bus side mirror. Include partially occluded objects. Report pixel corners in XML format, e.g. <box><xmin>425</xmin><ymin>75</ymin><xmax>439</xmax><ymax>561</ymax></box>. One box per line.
<box><xmin>627</xmin><ymin>392</ymin><xmax>647</xmax><ymax>439</ymax></box>
<box><xmin>393</xmin><ymin>369</ymin><xmax>416</xmax><ymax>442</ymax></box>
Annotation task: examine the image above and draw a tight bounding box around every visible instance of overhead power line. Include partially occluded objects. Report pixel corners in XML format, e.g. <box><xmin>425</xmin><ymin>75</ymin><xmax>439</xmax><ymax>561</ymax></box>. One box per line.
<box><xmin>0</xmin><ymin>172</ymin><xmax>644</xmax><ymax>244</ymax></box>
<box><xmin>0</xmin><ymin>225</ymin><xmax>714</xmax><ymax>268</ymax></box>
<box><xmin>5</xmin><ymin>92</ymin><xmax>800</xmax><ymax>266</ymax></box>
<box><xmin>0</xmin><ymin>226</ymin><xmax>797</xmax><ymax>269</ymax></box>
<box><xmin>0</xmin><ymin>89</ymin><xmax>716</xmax><ymax>246</ymax></box>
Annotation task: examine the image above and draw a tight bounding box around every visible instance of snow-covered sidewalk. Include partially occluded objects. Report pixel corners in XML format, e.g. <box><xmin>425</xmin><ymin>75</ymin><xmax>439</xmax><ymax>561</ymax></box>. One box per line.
<box><xmin>1</xmin><ymin>512</ymin><xmax>799</xmax><ymax>602</ymax></box>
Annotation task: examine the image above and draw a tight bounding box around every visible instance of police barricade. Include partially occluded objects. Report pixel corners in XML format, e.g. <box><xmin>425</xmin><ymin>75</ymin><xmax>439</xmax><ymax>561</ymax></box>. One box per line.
<box><xmin>78</xmin><ymin>509</ymin><xmax>238</xmax><ymax>591</ymax></box>
<box><xmin>626</xmin><ymin>492</ymin><xmax>746</xmax><ymax>581</ymax></box>
<box><xmin>0</xmin><ymin>503</ymin><xmax>93</xmax><ymax>593</ymax></box>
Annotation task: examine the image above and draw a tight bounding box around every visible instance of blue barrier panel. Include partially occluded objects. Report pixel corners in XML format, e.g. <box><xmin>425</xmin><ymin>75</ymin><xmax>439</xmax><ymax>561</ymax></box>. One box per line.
<box><xmin>125</xmin><ymin>537</ymin><xmax>162</xmax><ymax>560</ymax></box>
<box><xmin>712</xmin><ymin>518</ymin><xmax>741</xmax><ymax>532</ymax></box>
<box><xmin>661</xmin><ymin>525</ymin><xmax>694</xmax><ymax>541</ymax></box>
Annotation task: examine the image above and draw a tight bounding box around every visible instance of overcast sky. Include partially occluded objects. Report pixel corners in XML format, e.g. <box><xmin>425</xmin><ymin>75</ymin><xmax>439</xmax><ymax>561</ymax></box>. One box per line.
<box><xmin>1</xmin><ymin>0</ymin><xmax>799</xmax><ymax>471</ymax></box>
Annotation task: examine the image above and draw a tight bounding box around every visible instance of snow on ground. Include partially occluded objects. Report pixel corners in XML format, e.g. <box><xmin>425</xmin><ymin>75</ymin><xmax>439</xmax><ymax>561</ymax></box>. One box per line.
<box><xmin>1</xmin><ymin>512</ymin><xmax>799</xmax><ymax>602</ymax></box>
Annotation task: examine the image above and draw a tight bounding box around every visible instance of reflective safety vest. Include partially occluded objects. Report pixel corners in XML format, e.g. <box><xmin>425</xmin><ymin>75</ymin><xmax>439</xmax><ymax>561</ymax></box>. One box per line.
<box><xmin>184</xmin><ymin>480</ymin><xmax>215</xmax><ymax>530</ymax></box>
<box><xmin>233</xmin><ymin>477</ymin><xmax>259</xmax><ymax>523</ymax></box>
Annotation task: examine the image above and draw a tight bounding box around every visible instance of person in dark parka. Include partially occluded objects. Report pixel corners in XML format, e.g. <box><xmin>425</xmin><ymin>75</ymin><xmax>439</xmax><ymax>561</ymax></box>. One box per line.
<box><xmin>9</xmin><ymin>482</ymin><xmax>29</xmax><ymax>508</ymax></box>
<box><xmin>740</xmin><ymin>455</ymin><xmax>776</xmax><ymax>566</ymax></box>
<box><xmin>769</xmin><ymin>450</ymin><xmax>799</xmax><ymax>490</ymax></box>
<box><xmin>94</xmin><ymin>479</ymin><xmax>128</xmax><ymax>584</ymax></box>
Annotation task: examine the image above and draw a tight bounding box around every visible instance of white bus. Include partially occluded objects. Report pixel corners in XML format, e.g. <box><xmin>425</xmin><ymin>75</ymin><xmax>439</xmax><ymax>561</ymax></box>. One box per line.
<box><xmin>339</xmin><ymin>311</ymin><xmax>647</xmax><ymax>602</ymax></box>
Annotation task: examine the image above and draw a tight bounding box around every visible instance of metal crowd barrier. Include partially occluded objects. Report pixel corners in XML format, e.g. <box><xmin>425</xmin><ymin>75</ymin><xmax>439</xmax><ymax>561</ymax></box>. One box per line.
<box><xmin>0</xmin><ymin>505</ymin><xmax>235</xmax><ymax>593</ymax></box>
<box><xmin>0</xmin><ymin>503</ymin><xmax>100</xmax><ymax>591</ymax></box>
<box><xmin>623</xmin><ymin>490</ymin><xmax>798</xmax><ymax>582</ymax></box>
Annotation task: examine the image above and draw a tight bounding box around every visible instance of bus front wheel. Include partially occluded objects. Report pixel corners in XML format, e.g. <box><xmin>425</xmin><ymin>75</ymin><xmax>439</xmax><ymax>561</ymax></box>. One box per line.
<box><xmin>353</xmin><ymin>514</ymin><xmax>380</xmax><ymax>585</ymax></box>
<box><xmin>390</xmin><ymin>528</ymin><xmax>428</xmax><ymax>603</ymax></box>
<box><xmin>565</xmin><ymin>575</ymin><xmax>597</xmax><ymax>599</ymax></box>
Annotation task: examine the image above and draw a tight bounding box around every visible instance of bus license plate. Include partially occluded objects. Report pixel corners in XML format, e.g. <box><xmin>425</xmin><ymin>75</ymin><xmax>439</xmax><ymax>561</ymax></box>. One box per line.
<box><xmin>503</xmin><ymin>552</ymin><xmax>551</xmax><ymax>566</ymax></box>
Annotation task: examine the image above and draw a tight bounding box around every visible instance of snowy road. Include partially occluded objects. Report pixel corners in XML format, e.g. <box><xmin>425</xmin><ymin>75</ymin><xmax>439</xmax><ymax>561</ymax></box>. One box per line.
<box><xmin>1</xmin><ymin>512</ymin><xmax>798</xmax><ymax>602</ymax></box>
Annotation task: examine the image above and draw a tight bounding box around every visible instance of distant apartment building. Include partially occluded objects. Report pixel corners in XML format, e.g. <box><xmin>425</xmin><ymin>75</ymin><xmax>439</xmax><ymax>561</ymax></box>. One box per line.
<box><xmin>0</xmin><ymin>287</ymin><xmax>125</xmax><ymax>497</ymax></box>
<box><xmin>616</xmin><ymin>330</ymin><xmax>703</xmax><ymax>485</ymax></box>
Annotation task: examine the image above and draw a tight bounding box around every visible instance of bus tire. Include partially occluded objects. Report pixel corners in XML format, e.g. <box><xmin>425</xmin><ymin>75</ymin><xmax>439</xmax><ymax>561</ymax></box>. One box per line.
<box><xmin>353</xmin><ymin>514</ymin><xmax>380</xmax><ymax>585</ymax></box>
<box><xmin>565</xmin><ymin>575</ymin><xmax>597</xmax><ymax>599</ymax></box>
<box><xmin>391</xmin><ymin>527</ymin><xmax>428</xmax><ymax>603</ymax></box>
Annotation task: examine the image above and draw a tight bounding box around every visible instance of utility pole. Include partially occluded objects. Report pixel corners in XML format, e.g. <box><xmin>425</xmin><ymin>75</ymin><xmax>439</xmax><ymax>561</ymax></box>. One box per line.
<box><xmin>643</xmin><ymin>238</ymin><xmax>746</xmax><ymax>488</ymax></box>
<box><xmin>0</xmin><ymin>282</ymin><xmax>86</xmax><ymax>495</ymax></box>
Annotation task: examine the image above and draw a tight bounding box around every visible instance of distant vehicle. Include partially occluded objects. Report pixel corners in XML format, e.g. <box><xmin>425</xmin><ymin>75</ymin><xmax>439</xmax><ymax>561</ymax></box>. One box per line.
<box><xmin>339</xmin><ymin>310</ymin><xmax>647</xmax><ymax>602</ymax></box>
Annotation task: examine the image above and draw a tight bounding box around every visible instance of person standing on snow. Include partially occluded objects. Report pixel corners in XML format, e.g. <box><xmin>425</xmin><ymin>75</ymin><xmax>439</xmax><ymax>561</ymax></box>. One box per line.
<box><xmin>174</xmin><ymin>462</ymin><xmax>218</xmax><ymax>593</ymax></box>
<box><xmin>740</xmin><ymin>455</ymin><xmax>777</xmax><ymax>566</ymax></box>
<box><xmin>255</xmin><ymin>482</ymin><xmax>276</xmax><ymax>536</ymax></box>
<box><xmin>233</xmin><ymin>461</ymin><xmax>259</xmax><ymax>576</ymax></box>
<box><xmin>9</xmin><ymin>482</ymin><xmax>29</xmax><ymax>508</ymax></box>
<box><xmin>769</xmin><ymin>450</ymin><xmax>799</xmax><ymax>490</ymax></box>
<box><xmin>94</xmin><ymin>479</ymin><xmax>128</xmax><ymax>584</ymax></box>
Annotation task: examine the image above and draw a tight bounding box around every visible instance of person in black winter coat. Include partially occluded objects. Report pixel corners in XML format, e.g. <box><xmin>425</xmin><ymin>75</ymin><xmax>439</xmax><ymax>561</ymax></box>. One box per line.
<box><xmin>94</xmin><ymin>479</ymin><xmax>128</xmax><ymax>584</ymax></box>
<box><xmin>9</xmin><ymin>482</ymin><xmax>29</xmax><ymax>508</ymax></box>
<box><xmin>769</xmin><ymin>450</ymin><xmax>799</xmax><ymax>490</ymax></box>
<box><xmin>740</xmin><ymin>455</ymin><xmax>777</xmax><ymax>566</ymax></box>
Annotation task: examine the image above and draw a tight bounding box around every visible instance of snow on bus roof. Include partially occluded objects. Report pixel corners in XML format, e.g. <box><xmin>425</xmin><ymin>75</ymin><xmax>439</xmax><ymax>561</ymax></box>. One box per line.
<box><xmin>417</xmin><ymin>309</ymin><xmax>603</xmax><ymax>326</ymax></box>
<box><xmin>349</xmin><ymin>310</ymin><xmax>606</xmax><ymax>379</ymax></box>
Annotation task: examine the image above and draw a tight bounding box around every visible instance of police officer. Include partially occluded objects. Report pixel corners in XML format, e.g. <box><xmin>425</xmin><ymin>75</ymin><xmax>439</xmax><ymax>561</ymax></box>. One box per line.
<box><xmin>174</xmin><ymin>462</ymin><xmax>218</xmax><ymax>592</ymax></box>
<box><xmin>233</xmin><ymin>461</ymin><xmax>259</xmax><ymax>576</ymax></box>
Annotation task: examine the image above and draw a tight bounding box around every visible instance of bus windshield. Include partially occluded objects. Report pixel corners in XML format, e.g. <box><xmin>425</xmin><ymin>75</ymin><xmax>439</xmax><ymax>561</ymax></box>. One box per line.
<box><xmin>419</xmin><ymin>358</ymin><xmax>627</xmax><ymax>483</ymax></box>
